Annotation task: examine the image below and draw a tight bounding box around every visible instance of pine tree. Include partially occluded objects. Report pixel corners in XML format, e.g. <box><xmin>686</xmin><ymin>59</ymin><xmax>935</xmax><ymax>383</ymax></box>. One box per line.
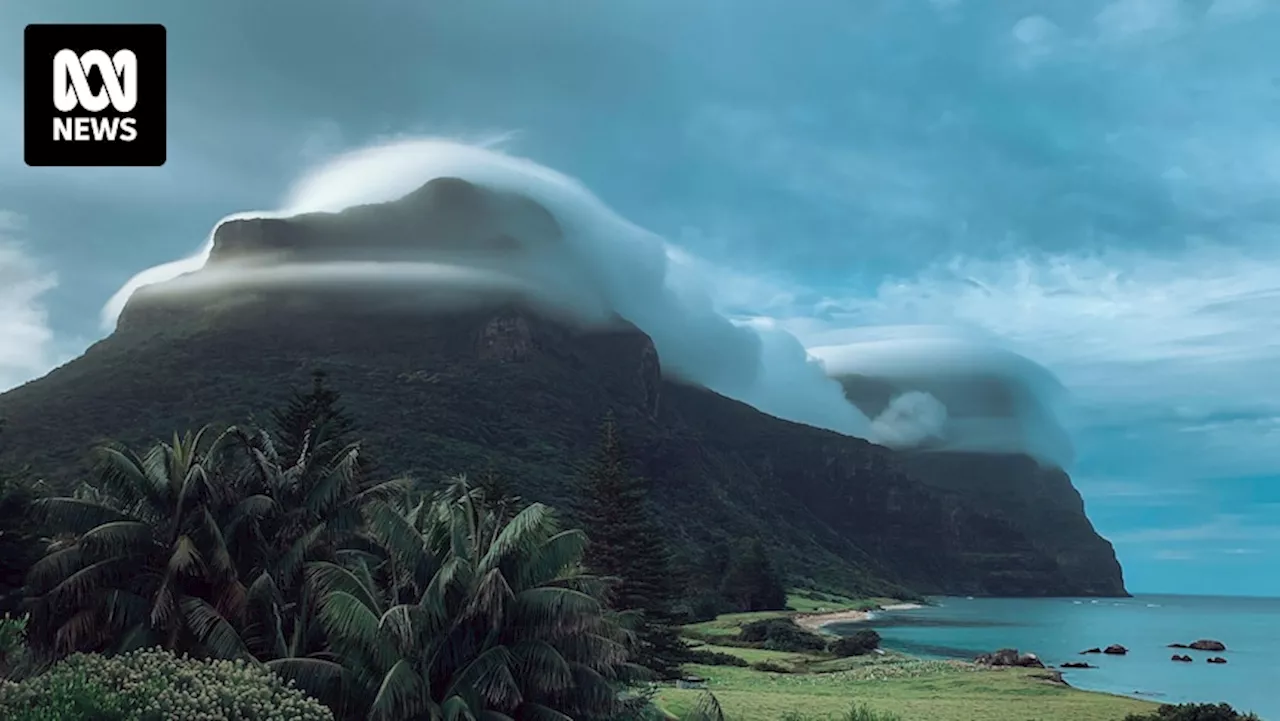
<box><xmin>475</xmin><ymin>464</ymin><xmax>522</xmax><ymax>525</ymax></box>
<box><xmin>578</xmin><ymin>414</ymin><xmax>685</xmax><ymax>679</ymax></box>
<box><xmin>270</xmin><ymin>370</ymin><xmax>358</xmax><ymax>466</ymax></box>
<box><xmin>719</xmin><ymin>538</ymin><xmax>788</xmax><ymax>612</ymax></box>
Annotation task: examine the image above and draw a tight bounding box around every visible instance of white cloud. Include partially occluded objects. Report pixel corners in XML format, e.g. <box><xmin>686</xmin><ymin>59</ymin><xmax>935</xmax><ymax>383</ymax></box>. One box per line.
<box><xmin>1013</xmin><ymin>15</ymin><xmax>1058</xmax><ymax>45</ymax></box>
<box><xmin>1095</xmin><ymin>0</ymin><xmax>1187</xmax><ymax>42</ymax></box>
<box><xmin>0</xmin><ymin>214</ymin><xmax>58</xmax><ymax>392</ymax></box>
<box><xmin>778</xmin><ymin>243</ymin><xmax>1280</xmax><ymax>480</ymax></box>
<box><xmin>1111</xmin><ymin>515</ymin><xmax>1280</xmax><ymax>544</ymax></box>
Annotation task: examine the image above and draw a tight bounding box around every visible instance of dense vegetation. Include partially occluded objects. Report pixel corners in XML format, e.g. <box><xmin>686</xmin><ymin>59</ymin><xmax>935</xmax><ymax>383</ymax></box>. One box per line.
<box><xmin>2</xmin><ymin>377</ymin><xmax>745</xmax><ymax>720</ymax></box>
<box><xmin>0</xmin><ymin>649</ymin><xmax>333</xmax><ymax>721</ymax></box>
<box><xmin>1123</xmin><ymin>703</ymin><xmax>1263</xmax><ymax>721</ymax></box>
<box><xmin>577</xmin><ymin>414</ymin><xmax>687</xmax><ymax>679</ymax></box>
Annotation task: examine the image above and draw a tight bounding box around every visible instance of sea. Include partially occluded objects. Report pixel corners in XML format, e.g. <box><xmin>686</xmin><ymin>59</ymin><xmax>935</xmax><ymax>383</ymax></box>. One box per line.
<box><xmin>826</xmin><ymin>595</ymin><xmax>1280</xmax><ymax>720</ymax></box>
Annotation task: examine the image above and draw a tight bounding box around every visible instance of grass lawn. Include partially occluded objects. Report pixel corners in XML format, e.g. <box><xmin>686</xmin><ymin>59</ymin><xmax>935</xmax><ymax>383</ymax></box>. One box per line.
<box><xmin>658</xmin><ymin>659</ymin><xmax>1158</xmax><ymax>721</ymax></box>
<box><xmin>687</xmin><ymin>643</ymin><xmax>814</xmax><ymax>666</ymax></box>
<box><xmin>684</xmin><ymin>593</ymin><xmax>889</xmax><ymax>641</ymax></box>
<box><xmin>784</xmin><ymin>592</ymin><xmax>890</xmax><ymax>614</ymax></box>
<box><xmin>683</xmin><ymin>611</ymin><xmax>791</xmax><ymax>639</ymax></box>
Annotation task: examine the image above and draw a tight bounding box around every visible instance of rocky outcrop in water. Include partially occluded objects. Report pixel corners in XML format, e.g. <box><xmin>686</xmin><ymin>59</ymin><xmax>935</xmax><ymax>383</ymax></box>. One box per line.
<box><xmin>976</xmin><ymin>649</ymin><xmax>1045</xmax><ymax>668</ymax></box>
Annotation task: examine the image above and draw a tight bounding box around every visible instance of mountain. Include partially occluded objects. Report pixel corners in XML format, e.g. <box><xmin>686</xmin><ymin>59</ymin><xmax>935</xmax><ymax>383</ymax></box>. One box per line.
<box><xmin>0</xmin><ymin>178</ymin><xmax>1126</xmax><ymax>598</ymax></box>
<box><xmin>836</xmin><ymin>375</ymin><xmax>1126</xmax><ymax>597</ymax></box>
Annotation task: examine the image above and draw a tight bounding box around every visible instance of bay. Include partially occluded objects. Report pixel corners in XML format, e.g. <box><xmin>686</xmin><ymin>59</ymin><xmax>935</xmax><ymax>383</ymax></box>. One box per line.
<box><xmin>827</xmin><ymin>595</ymin><xmax>1280</xmax><ymax>720</ymax></box>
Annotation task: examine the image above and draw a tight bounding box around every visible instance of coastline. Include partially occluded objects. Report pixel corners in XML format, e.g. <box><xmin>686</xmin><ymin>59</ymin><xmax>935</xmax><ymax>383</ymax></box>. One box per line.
<box><xmin>794</xmin><ymin>602</ymin><xmax>925</xmax><ymax>632</ymax></box>
<box><xmin>672</xmin><ymin>597</ymin><xmax>1169</xmax><ymax>721</ymax></box>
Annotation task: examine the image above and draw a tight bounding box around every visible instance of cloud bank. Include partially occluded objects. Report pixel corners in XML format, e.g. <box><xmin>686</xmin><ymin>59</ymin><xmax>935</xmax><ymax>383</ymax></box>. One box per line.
<box><xmin>103</xmin><ymin>139</ymin><xmax>1071</xmax><ymax>463</ymax></box>
<box><xmin>0</xmin><ymin>213</ymin><xmax>58</xmax><ymax>392</ymax></box>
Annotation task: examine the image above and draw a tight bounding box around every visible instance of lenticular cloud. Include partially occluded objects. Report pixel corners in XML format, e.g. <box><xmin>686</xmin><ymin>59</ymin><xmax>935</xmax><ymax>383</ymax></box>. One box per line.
<box><xmin>103</xmin><ymin>138</ymin><xmax>1072</xmax><ymax>466</ymax></box>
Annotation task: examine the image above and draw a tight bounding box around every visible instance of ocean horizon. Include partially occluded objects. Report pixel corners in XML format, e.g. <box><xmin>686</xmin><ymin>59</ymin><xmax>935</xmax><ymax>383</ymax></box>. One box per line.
<box><xmin>828</xmin><ymin>594</ymin><xmax>1280</xmax><ymax>720</ymax></box>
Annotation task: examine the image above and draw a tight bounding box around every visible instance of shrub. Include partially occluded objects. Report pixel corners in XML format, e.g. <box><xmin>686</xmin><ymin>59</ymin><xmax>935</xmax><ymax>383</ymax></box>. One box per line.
<box><xmin>830</xmin><ymin>629</ymin><xmax>882</xmax><ymax>657</ymax></box>
<box><xmin>0</xmin><ymin>648</ymin><xmax>332</xmax><ymax>721</ymax></box>
<box><xmin>0</xmin><ymin>614</ymin><xmax>30</xmax><ymax>680</ymax></box>
<box><xmin>0</xmin><ymin>667</ymin><xmax>133</xmax><ymax>721</ymax></box>
<box><xmin>738</xmin><ymin>618</ymin><xmax>827</xmax><ymax>652</ymax></box>
<box><xmin>751</xmin><ymin>660</ymin><xmax>793</xmax><ymax>673</ymax></box>
<box><xmin>780</xmin><ymin>703</ymin><xmax>903</xmax><ymax>721</ymax></box>
<box><xmin>684</xmin><ymin>648</ymin><xmax>750</xmax><ymax>667</ymax></box>
<box><xmin>1124</xmin><ymin>702</ymin><xmax>1262</xmax><ymax>721</ymax></box>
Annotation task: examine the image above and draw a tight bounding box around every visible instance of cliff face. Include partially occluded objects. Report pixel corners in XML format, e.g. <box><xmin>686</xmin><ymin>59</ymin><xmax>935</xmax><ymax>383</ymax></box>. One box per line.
<box><xmin>895</xmin><ymin>452</ymin><xmax>1127</xmax><ymax>596</ymax></box>
<box><xmin>834</xmin><ymin>375</ymin><xmax>1127</xmax><ymax>597</ymax></box>
<box><xmin>0</xmin><ymin>179</ymin><xmax>1126</xmax><ymax>598</ymax></box>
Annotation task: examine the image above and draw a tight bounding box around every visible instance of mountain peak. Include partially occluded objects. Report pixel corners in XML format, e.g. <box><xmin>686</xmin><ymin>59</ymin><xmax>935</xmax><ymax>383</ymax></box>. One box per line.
<box><xmin>207</xmin><ymin>177</ymin><xmax>563</xmax><ymax>266</ymax></box>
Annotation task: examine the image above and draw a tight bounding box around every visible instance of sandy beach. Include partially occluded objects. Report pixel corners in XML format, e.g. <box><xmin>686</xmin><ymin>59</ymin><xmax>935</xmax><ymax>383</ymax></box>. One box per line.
<box><xmin>793</xmin><ymin>603</ymin><xmax>925</xmax><ymax>631</ymax></box>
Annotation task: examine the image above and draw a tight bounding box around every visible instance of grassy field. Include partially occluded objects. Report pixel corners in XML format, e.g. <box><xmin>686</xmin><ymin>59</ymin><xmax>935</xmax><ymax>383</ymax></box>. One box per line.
<box><xmin>664</xmin><ymin>597</ymin><xmax>1160</xmax><ymax>721</ymax></box>
<box><xmin>784</xmin><ymin>592</ymin><xmax>890</xmax><ymax>615</ymax></box>
<box><xmin>683</xmin><ymin>593</ymin><xmax>884</xmax><ymax>641</ymax></box>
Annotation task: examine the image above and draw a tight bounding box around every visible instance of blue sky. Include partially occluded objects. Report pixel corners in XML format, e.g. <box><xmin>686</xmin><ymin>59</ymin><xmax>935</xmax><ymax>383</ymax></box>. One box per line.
<box><xmin>1</xmin><ymin>0</ymin><xmax>1278</xmax><ymax>595</ymax></box>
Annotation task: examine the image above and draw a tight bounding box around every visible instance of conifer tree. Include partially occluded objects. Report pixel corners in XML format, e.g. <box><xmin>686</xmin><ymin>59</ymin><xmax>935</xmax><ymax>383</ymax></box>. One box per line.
<box><xmin>719</xmin><ymin>538</ymin><xmax>787</xmax><ymax>612</ymax></box>
<box><xmin>475</xmin><ymin>464</ymin><xmax>522</xmax><ymax>525</ymax></box>
<box><xmin>579</xmin><ymin>414</ymin><xmax>685</xmax><ymax>679</ymax></box>
<box><xmin>270</xmin><ymin>370</ymin><xmax>357</xmax><ymax>466</ymax></box>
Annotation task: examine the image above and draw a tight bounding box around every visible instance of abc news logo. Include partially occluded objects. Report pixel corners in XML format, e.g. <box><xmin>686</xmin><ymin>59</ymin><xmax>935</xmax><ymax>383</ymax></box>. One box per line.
<box><xmin>24</xmin><ymin>24</ymin><xmax>166</xmax><ymax>167</ymax></box>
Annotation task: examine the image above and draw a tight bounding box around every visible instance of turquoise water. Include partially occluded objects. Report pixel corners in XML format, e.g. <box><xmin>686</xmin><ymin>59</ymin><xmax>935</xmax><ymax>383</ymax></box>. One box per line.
<box><xmin>828</xmin><ymin>595</ymin><xmax>1280</xmax><ymax>719</ymax></box>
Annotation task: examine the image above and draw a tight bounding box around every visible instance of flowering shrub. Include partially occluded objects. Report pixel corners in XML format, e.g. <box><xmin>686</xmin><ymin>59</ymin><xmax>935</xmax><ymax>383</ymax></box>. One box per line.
<box><xmin>0</xmin><ymin>648</ymin><xmax>332</xmax><ymax>721</ymax></box>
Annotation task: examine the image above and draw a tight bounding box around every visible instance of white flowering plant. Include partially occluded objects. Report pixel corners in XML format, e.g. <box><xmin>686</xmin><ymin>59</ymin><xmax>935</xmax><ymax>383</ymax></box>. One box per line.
<box><xmin>0</xmin><ymin>648</ymin><xmax>332</xmax><ymax>721</ymax></box>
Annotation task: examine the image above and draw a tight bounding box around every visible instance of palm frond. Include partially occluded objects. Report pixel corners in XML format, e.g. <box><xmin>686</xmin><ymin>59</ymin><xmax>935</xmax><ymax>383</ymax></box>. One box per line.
<box><xmin>441</xmin><ymin>694</ymin><xmax>480</xmax><ymax>721</ymax></box>
<box><xmin>511</xmin><ymin>587</ymin><xmax>601</xmax><ymax>627</ymax></box>
<box><xmin>519</xmin><ymin>530</ymin><xmax>588</xmax><ymax>590</ymax></box>
<box><xmin>29</xmin><ymin>498</ymin><xmax>130</xmax><ymax>535</ymax></box>
<box><xmin>363</xmin><ymin>500</ymin><xmax>428</xmax><ymax>569</ymax></box>
<box><xmin>167</xmin><ymin>535</ymin><xmax>206</xmax><ymax>578</ymax></box>
<box><xmin>25</xmin><ymin>544</ymin><xmax>87</xmax><ymax>594</ymax></box>
<box><xmin>78</xmin><ymin>520</ymin><xmax>155</xmax><ymax>558</ymax></box>
<box><xmin>369</xmin><ymin>658</ymin><xmax>427</xmax><ymax>721</ymax></box>
<box><xmin>464</xmin><ymin>567</ymin><xmax>515</xmax><ymax>624</ymax></box>
<box><xmin>447</xmin><ymin>645</ymin><xmax>522</xmax><ymax>709</ymax></box>
<box><xmin>377</xmin><ymin>604</ymin><xmax>418</xmax><ymax>657</ymax></box>
<box><xmin>306</xmin><ymin>561</ymin><xmax>383</xmax><ymax>615</ymax></box>
<box><xmin>179</xmin><ymin>595</ymin><xmax>250</xmax><ymax>659</ymax></box>
<box><xmin>267</xmin><ymin>657</ymin><xmax>352</xmax><ymax>712</ymax></box>
<box><xmin>509</xmin><ymin>640</ymin><xmax>573</xmax><ymax>693</ymax></box>
<box><xmin>477</xmin><ymin>503</ymin><xmax>554</xmax><ymax>574</ymax></box>
<box><xmin>317</xmin><ymin>590</ymin><xmax>383</xmax><ymax>662</ymax></box>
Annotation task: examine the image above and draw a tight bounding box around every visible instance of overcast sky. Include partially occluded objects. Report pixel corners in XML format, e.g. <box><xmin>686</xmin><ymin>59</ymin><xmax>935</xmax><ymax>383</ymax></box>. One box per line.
<box><xmin>2</xmin><ymin>0</ymin><xmax>1278</xmax><ymax>595</ymax></box>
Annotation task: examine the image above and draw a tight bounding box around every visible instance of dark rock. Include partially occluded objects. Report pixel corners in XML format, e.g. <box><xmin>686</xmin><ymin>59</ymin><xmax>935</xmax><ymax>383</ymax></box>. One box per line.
<box><xmin>1080</xmin><ymin>647</ymin><xmax>1102</xmax><ymax>654</ymax></box>
<box><xmin>1061</xmin><ymin>662</ymin><xmax>1095</xmax><ymax>669</ymax></box>
<box><xmin>1190</xmin><ymin>639</ymin><xmax>1226</xmax><ymax>652</ymax></box>
<box><xmin>1031</xmin><ymin>670</ymin><xmax>1067</xmax><ymax>685</ymax></box>
<box><xmin>975</xmin><ymin>648</ymin><xmax>1045</xmax><ymax>668</ymax></box>
<box><xmin>1103</xmin><ymin>644</ymin><xmax>1128</xmax><ymax>655</ymax></box>
<box><xmin>1207</xmin><ymin>656</ymin><xmax>1228</xmax><ymax>664</ymax></box>
<box><xmin>1168</xmin><ymin>643</ymin><xmax>1189</xmax><ymax>649</ymax></box>
<box><xmin>885</xmin><ymin>449</ymin><xmax>1128</xmax><ymax>596</ymax></box>
<box><xmin>1171</xmin><ymin>655</ymin><xmax>1193</xmax><ymax>662</ymax></box>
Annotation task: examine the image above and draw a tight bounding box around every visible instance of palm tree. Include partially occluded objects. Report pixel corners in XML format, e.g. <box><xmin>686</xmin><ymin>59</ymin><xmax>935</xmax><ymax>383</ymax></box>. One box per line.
<box><xmin>219</xmin><ymin>425</ymin><xmax>411</xmax><ymax>663</ymax></box>
<box><xmin>24</xmin><ymin>427</ymin><xmax>255</xmax><ymax>660</ymax></box>
<box><xmin>275</xmin><ymin>478</ymin><xmax>639</xmax><ymax>721</ymax></box>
